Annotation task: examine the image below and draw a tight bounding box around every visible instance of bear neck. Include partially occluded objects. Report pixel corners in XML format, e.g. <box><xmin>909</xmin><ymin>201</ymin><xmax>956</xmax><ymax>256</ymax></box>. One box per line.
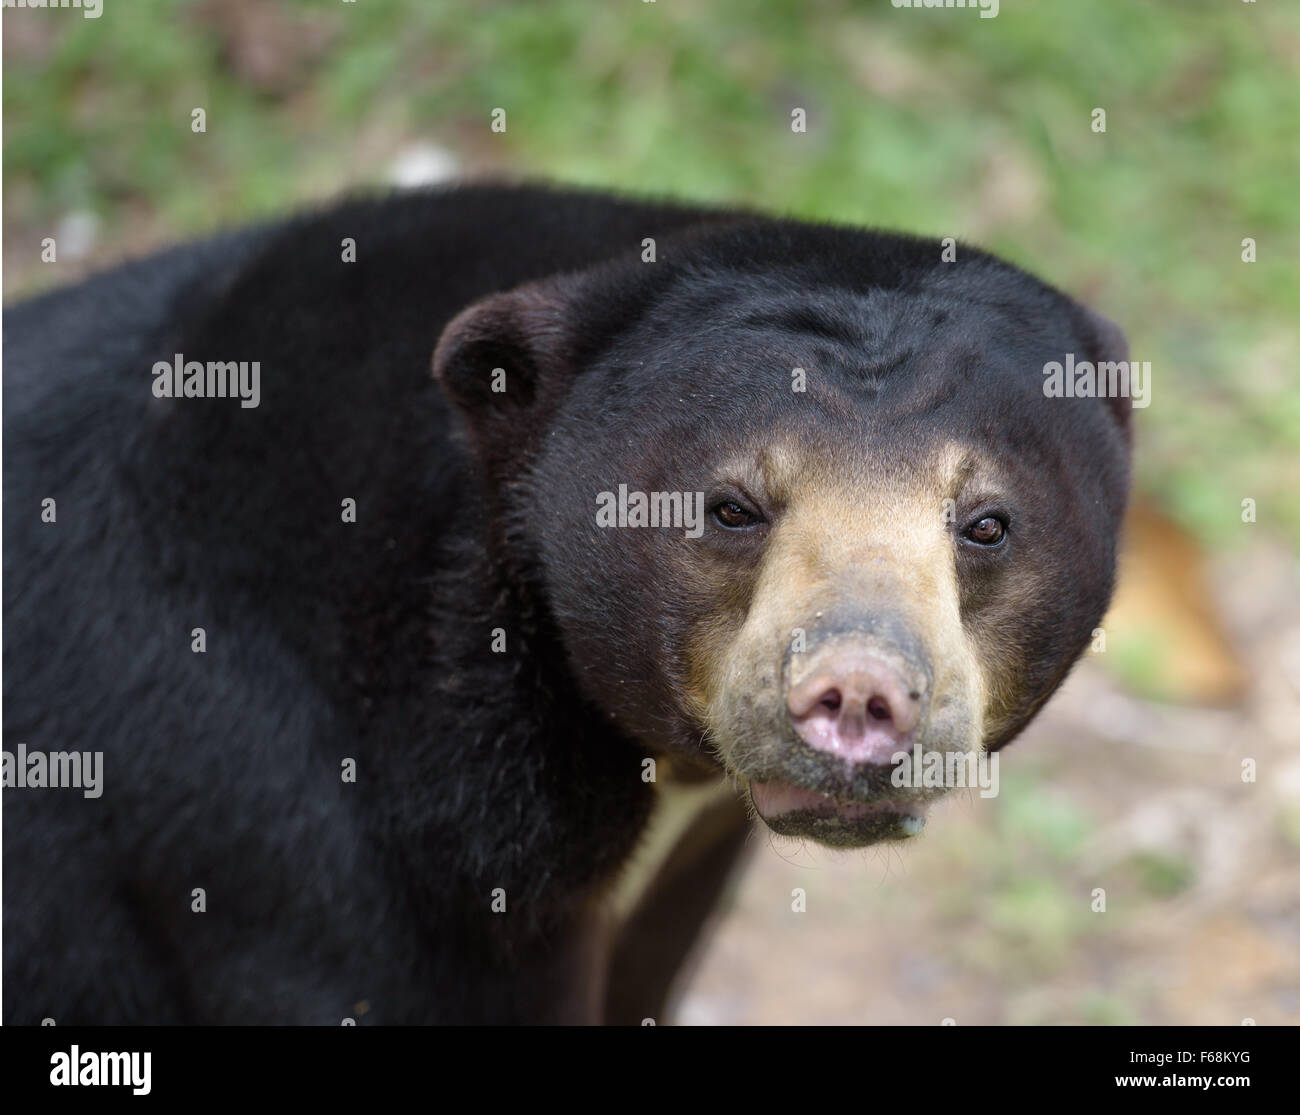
<box><xmin>359</xmin><ymin>494</ymin><xmax>654</xmax><ymax>932</ymax></box>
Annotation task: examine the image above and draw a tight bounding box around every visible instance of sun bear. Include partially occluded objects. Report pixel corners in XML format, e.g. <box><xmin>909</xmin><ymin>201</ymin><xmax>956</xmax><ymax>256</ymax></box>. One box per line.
<box><xmin>2</xmin><ymin>183</ymin><xmax>1131</xmax><ymax>1023</ymax></box>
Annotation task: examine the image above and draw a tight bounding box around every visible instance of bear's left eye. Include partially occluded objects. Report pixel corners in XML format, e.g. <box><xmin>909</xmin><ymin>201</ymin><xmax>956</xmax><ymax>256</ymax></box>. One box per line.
<box><xmin>713</xmin><ymin>500</ymin><xmax>761</xmax><ymax>529</ymax></box>
<box><xmin>963</xmin><ymin>515</ymin><xmax>1007</xmax><ymax>547</ymax></box>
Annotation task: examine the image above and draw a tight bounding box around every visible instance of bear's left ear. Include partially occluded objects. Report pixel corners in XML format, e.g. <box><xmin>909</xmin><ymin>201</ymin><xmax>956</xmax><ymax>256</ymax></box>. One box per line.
<box><xmin>432</xmin><ymin>275</ymin><xmax>582</xmax><ymax>478</ymax></box>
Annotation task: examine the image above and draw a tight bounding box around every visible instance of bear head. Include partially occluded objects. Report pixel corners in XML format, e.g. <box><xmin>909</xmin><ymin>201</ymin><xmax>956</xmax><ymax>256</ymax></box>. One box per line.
<box><xmin>433</xmin><ymin>218</ymin><xmax>1132</xmax><ymax>848</ymax></box>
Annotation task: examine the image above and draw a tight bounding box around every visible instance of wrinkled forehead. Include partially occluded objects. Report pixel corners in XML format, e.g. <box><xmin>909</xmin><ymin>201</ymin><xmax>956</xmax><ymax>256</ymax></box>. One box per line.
<box><xmin>631</xmin><ymin>264</ymin><xmax>1027</xmax><ymax>371</ymax></box>
<box><xmin>614</xmin><ymin>276</ymin><xmax>1041</xmax><ymax>418</ymax></box>
<box><xmin>607</xmin><ymin>345</ymin><xmax>1031</xmax><ymax>498</ymax></box>
<box><xmin>584</xmin><ymin>269</ymin><xmax>1108</xmax><ymax>492</ymax></box>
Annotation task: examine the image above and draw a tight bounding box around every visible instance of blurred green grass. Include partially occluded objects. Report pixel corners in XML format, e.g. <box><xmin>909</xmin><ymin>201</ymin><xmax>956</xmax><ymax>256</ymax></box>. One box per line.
<box><xmin>5</xmin><ymin>0</ymin><xmax>1299</xmax><ymax>542</ymax></box>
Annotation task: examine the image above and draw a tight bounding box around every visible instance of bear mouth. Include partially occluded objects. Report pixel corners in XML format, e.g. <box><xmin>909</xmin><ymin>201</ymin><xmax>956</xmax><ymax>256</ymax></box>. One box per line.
<box><xmin>748</xmin><ymin>779</ymin><xmax>929</xmax><ymax>848</ymax></box>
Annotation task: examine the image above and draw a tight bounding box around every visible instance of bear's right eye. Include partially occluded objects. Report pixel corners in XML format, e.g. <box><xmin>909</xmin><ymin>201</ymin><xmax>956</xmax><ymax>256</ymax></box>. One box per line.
<box><xmin>713</xmin><ymin>500</ymin><xmax>761</xmax><ymax>529</ymax></box>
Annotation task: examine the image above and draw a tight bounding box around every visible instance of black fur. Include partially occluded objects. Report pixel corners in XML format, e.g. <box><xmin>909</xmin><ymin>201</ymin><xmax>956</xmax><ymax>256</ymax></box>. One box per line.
<box><xmin>3</xmin><ymin>183</ymin><xmax>1129</xmax><ymax>1023</ymax></box>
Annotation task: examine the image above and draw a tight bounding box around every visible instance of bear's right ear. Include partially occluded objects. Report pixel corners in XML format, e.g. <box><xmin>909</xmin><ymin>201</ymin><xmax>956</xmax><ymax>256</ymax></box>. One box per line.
<box><xmin>432</xmin><ymin>276</ymin><xmax>582</xmax><ymax>477</ymax></box>
<box><xmin>1079</xmin><ymin>305</ymin><xmax>1134</xmax><ymax>445</ymax></box>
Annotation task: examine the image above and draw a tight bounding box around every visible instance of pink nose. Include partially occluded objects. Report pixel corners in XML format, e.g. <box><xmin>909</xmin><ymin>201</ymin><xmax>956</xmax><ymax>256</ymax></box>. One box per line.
<box><xmin>787</xmin><ymin>646</ymin><xmax>925</xmax><ymax>764</ymax></box>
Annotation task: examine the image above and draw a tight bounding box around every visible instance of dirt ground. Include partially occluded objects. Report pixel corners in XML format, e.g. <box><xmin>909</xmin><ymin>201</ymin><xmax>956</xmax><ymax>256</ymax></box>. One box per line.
<box><xmin>676</xmin><ymin>539</ymin><xmax>1300</xmax><ymax>1025</ymax></box>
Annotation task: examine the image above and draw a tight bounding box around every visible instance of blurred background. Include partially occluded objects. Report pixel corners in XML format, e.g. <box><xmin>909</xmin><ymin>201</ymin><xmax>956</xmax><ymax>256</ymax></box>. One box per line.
<box><xmin>4</xmin><ymin>0</ymin><xmax>1298</xmax><ymax>1024</ymax></box>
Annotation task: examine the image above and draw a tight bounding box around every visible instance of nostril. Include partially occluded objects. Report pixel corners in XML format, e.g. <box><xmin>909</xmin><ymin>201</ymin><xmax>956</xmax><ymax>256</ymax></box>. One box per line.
<box><xmin>786</xmin><ymin>643</ymin><xmax>928</xmax><ymax>760</ymax></box>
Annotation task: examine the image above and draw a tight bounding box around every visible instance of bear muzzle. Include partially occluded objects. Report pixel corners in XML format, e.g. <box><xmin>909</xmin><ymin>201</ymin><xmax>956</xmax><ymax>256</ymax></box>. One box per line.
<box><xmin>739</xmin><ymin>617</ymin><xmax>974</xmax><ymax>848</ymax></box>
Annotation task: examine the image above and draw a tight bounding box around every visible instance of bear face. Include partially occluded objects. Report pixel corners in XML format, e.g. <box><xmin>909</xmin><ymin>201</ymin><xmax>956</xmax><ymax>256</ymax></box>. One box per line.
<box><xmin>435</xmin><ymin>218</ymin><xmax>1131</xmax><ymax>849</ymax></box>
